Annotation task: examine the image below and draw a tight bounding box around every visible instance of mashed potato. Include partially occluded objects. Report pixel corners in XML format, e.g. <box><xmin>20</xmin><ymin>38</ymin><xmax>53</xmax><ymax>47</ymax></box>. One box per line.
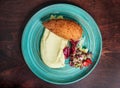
<box><xmin>41</xmin><ymin>28</ymin><xmax>68</xmax><ymax>68</ymax></box>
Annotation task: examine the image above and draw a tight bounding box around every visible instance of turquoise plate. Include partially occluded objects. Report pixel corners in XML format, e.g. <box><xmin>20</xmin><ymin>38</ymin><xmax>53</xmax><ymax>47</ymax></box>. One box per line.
<box><xmin>22</xmin><ymin>4</ymin><xmax>102</xmax><ymax>84</ymax></box>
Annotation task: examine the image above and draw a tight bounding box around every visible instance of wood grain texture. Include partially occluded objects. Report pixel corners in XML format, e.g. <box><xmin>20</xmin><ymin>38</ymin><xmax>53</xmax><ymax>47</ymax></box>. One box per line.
<box><xmin>0</xmin><ymin>0</ymin><xmax>120</xmax><ymax>88</ymax></box>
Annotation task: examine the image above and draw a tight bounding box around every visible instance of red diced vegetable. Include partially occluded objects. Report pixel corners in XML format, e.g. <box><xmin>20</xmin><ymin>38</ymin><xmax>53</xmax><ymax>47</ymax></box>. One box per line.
<box><xmin>82</xmin><ymin>58</ymin><xmax>92</xmax><ymax>67</ymax></box>
<box><xmin>70</xmin><ymin>39</ymin><xmax>79</xmax><ymax>47</ymax></box>
<box><xmin>82</xmin><ymin>60</ymin><xmax>89</xmax><ymax>66</ymax></box>
<box><xmin>63</xmin><ymin>47</ymin><xmax>70</xmax><ymax>59</ymax></box>
<box><xmin>86</xmin><ymin>58</ymin><xmax>92</xmax><ymax>64</ymax></box>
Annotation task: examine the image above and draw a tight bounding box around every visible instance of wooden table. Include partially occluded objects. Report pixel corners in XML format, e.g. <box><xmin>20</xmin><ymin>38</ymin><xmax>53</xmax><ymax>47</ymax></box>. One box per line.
<box><xmin>0</xmin><ymin>0</ymin><xmax>120</xmax><ymax>88</ymax></box>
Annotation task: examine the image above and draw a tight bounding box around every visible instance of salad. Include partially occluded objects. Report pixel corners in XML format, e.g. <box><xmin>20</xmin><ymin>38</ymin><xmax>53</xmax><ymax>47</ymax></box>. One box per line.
<box><xmin>63</xmin><ymin>38</ymin><xmax>92</xmax><ymax>69</ymax></box>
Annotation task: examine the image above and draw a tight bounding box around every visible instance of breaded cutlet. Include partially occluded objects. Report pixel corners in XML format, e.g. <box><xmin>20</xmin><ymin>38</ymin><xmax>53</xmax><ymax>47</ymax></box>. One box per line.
<box><xmin>43</xmin><ymin>19</ymin><xmax>83</xmax><ymax>41</ymax></box>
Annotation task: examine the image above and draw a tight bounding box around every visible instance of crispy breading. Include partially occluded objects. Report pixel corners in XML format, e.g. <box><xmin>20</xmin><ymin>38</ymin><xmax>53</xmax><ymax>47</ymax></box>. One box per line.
<box><xmin>43</xmin><ymin>19</ymin><xmax>83</xmax><ymax>40</ymax></box>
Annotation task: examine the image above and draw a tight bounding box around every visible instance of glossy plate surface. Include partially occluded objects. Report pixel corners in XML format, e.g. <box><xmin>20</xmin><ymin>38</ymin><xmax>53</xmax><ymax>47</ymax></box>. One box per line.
<box><xmin>22</xmin><ymin>4</ymin><xmax>102</xmax><ymax>84</ymax></box>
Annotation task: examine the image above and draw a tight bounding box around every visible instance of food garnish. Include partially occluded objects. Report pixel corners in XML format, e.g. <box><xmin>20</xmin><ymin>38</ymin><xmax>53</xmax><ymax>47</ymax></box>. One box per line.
<box><xmin>63</xmin><ymin>39</ymin><xmax>92</xmax><ymax>69</ymax></box>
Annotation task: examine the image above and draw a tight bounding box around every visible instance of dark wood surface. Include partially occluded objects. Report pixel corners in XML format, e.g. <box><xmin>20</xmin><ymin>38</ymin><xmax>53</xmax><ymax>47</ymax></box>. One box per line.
<box><xmin>0</xmin><ymin>0</ymin><xmax>120</xmax><ymax>88</ymax></box>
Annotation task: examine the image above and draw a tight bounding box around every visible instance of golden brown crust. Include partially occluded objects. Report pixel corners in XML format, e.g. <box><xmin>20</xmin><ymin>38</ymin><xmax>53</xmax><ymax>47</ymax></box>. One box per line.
<box><xmin>43</xmin><ymin>19</ymin><xmax>83</xmax><ymax>41</ymax></box>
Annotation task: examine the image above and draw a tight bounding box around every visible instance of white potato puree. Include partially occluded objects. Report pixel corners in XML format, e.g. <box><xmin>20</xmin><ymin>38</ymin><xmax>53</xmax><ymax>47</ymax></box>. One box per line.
<box><xmin>41</xmin><ymin>28</ymin><xmax>68</xmax><ymax>68</ymax></box>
